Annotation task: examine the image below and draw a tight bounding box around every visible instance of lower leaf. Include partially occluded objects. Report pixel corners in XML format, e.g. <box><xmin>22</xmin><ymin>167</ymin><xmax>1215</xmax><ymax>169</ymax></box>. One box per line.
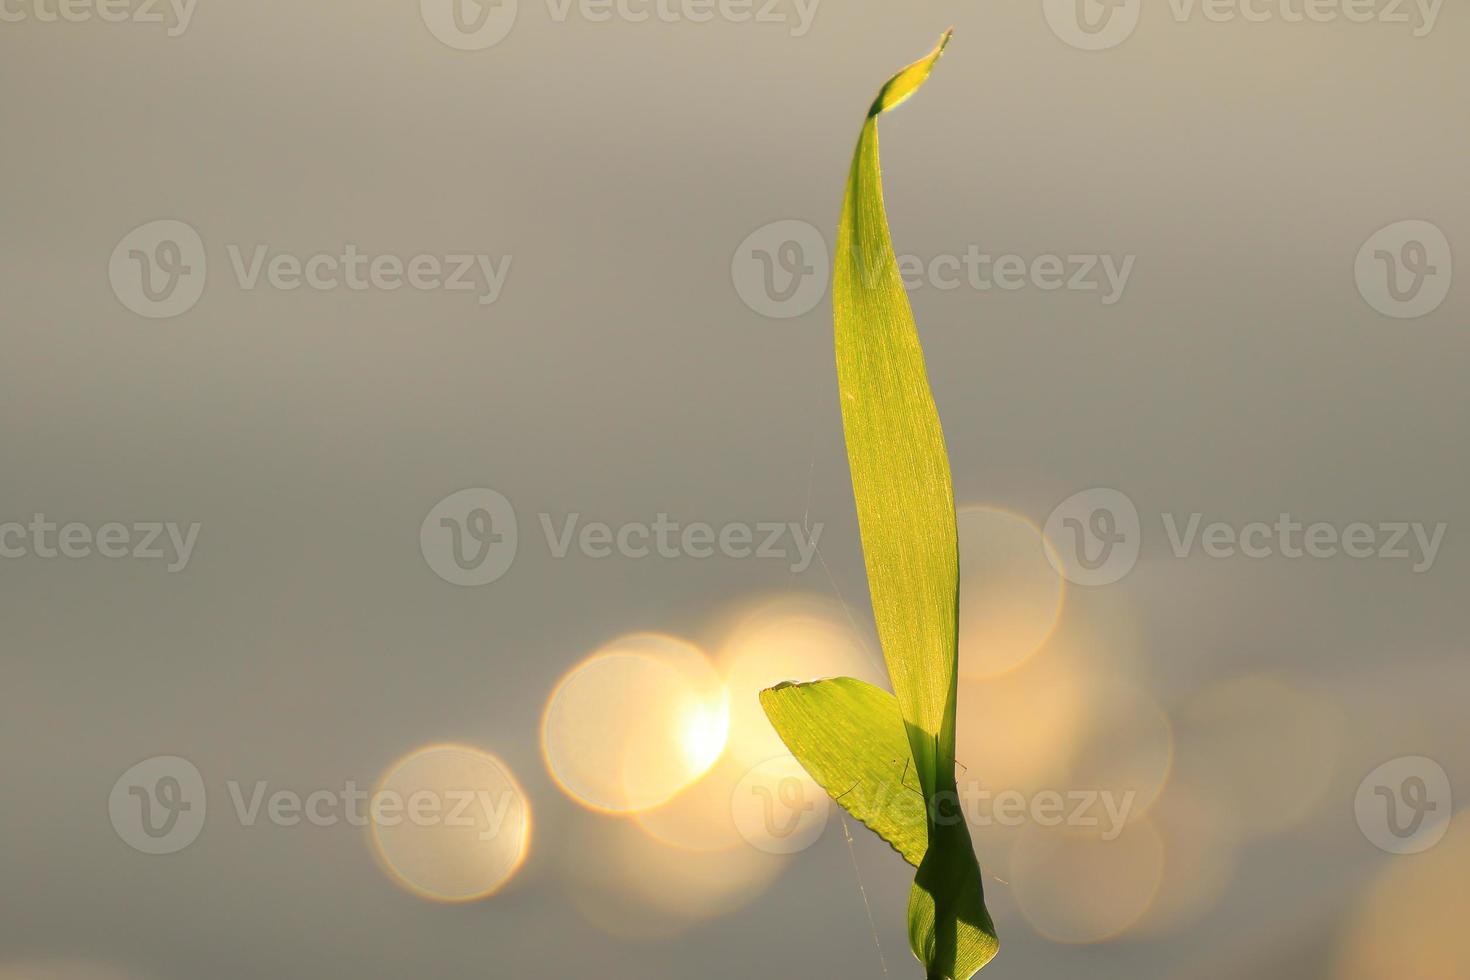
<box><xmin>907</xmin><ymin>817</ymin><xmax>999</xmax><ymax>980</ymax></box>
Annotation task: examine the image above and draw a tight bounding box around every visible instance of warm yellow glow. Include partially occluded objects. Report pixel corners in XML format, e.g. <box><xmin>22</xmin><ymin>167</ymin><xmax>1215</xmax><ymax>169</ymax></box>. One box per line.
<box><xmin>679</xmin><ymin>701</ymin><xmax>729</xmax><ymax>774</ymax></box>
<box><xmin>542</xmin><ymin>633</ymin><xmax>728</xmax><ymax>814</ymax></box>
<box><xmin>728</xmin><ymin>755</ymin><xmax>830</xmax><ymax>855</ymax></box>
<box><xmin>716</xmin><ymin>594</ymin><xmax>887</xmax><ymax>769</ymax></box>
<box><xmin>564</xmin><ymin>811</ymin><xmax>790</xmax><ymax>940</ymax></box>
<box><xmin>1011</xmin><ymin>819</ymin><xmax>1165</xmax><ymax>944</ymax></box>
<box><xmin>368</xmin><ymin>743</ymin><xmax>531</xmax><ymax>903</ymax></box>
<box><xmin>1132</xmin><ymin>784</ymin><xmax>1241</xmax><ymax>936</ymax></box>
<box><xmin>956</xmin><ymin>655</ymin><xmax>1086</xmax><ymax>800</ymax></box>
<box><xmin>633</xmin><ymin>756</ymin><xmax>751</xmax><ymax>853</ymax></box>
<box><xmin>955</xmin><ymin>600</ymin><xmax>1166</xmax><ymax>878</ymax></box>
<box><xmin>1337</xmin><ymin>807</ymin><xmax>1470</xmax><ymax>979</ymax></box>
<box><xmin>956</xmin><ymin>504</ymin><xmax>1066</xmax><ymax>679</ymax></box>
<box><xmin>1063</xmin><ymin>677</ymin><xmax>1175</xmax><ymax>823</ymax></box>
<box><xmin>955</xmin><ymin>644</ymin><xmax>1090</xmax><ymax>879</ymax></box>
<box><xmin>631</xmin><ymin>597</ymin><xmax>873</xmax><ymax>852</ymax></box>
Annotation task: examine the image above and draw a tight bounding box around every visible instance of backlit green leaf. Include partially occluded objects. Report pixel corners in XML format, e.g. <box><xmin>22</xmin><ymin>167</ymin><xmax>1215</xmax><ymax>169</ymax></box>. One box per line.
<box><xmin>759</xmin><ymin>30</ymin><xmax>998</xmax><ymax>979</ymax></box>
<box><xmin>834</xmin><ymin>29</ymin><xmax>958</xmax><ymax>800</ymax></box>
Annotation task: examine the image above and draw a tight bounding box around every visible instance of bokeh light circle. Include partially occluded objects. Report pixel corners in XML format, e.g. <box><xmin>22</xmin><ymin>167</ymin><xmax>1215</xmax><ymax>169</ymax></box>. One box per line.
<box><xmin>632</xmin><ymin>756</ymin><xmax>751</xmax><ymax>853</ymax></box>
<box><xmin>1172</xmin><ymin>674</ymin><xmax>1342</xmax><ymax>840</ymax></box>
<box><xmin>717</xmin><ymin>595</ymin><xmax>886</xmax><ymax>769</ymax></box>
<box><xmin>956</xmin><ymin>505</ymin><xmax>1066</xmax><ymax>679</ymax></box>
<box><xmin>369</xmin><ymin>743</ymin><xmax>531</xmax><ymax>903</ymax></box>
<box><xmin>1011</xmin><ymin>819</ymin><xmax>1165</xmax><ymax>944</ymax></box>
<box><xmin>1337</xmin><ymin>807</ymin><xmax>1470</xmax><ymax>979</ymax></box>
<box><xmin>1062</xmin><ymin>678</ymin><xmax>1175</xmax><ymax>824</ymax></box>
<box><xmin>564</xmin><ymin>814</ymin><xmax>790</xmax><ymax>941</ymax></box>
<box><xmin>542</xmin><ymin>633</ymin><xmax>728</xmax><ymax>814</ymax></box>
<box><xmin>730</xmin><ymin>755</ymin><xmax>831</xmax><ymax>855</ymax></box>
<box><xmin>1133</xmin><ymin>785</ymin><xmax>1241</xmax><ymax>936</ymax></box>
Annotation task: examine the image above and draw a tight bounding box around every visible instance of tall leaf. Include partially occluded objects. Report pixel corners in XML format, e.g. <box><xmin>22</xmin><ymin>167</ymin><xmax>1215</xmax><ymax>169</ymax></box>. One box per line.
<box><xmin>836</xmin><ymin>29</ymin><xmax>958</xmax><ymax>807</ymax></box>
<box><xmin>761</xmin><ymin>30</ymin><xmax>999</xmax><ymax>979</ymax></box>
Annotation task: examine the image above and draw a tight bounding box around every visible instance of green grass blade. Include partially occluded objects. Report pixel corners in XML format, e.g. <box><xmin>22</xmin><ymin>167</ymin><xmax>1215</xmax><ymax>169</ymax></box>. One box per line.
<box><xmin>835</xmin><ymin>29</ymin><xmax>958</xmax><ymax>804</ymax></box>
<box><xmin>833</xmin><ymin>32</ymin><xmax>999</xmax><ymax>978</ymax></box>
<box><xmin>759</xmin><ymin>677</ymin><xmax>928</xmax><ymax>866</ymax></box>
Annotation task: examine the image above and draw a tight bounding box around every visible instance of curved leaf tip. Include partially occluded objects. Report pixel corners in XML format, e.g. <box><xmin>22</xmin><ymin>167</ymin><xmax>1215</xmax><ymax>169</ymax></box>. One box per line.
<box><xmin>868</xmin><ymin>29</ymin><xmax>953</xmax><ymax>118</ymax></box>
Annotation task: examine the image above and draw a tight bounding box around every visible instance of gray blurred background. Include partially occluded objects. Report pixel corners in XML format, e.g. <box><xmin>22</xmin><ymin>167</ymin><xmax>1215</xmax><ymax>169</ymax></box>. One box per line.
<box><xmin>2</xmin><ymin>1</ymin><xmax>1466</xmax><ymax>978</ymax></box>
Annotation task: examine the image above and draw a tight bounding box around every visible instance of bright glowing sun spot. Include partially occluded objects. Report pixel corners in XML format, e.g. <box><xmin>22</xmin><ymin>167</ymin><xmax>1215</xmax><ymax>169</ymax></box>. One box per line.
<box><xmin>679</xmin><ymin>698</ymin><xmax>730</xmax><ymax>774</ymax></box>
